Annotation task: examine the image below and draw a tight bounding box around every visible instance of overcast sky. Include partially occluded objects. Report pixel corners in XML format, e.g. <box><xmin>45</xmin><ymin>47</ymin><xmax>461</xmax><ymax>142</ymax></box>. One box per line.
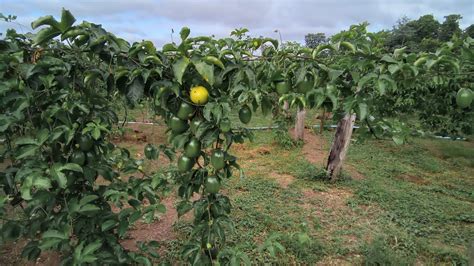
<box><xmin>1</xmin><ymin>0</ymin><xmax>473</xmax><ymax>46</ymax></box>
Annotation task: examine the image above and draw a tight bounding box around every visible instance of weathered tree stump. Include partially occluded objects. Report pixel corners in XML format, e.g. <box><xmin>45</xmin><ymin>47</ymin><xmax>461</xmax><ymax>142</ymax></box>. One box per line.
<box><xmin>326</xmin><ymin>113</ymin><xmax>356</xmax><ymax>180</ymax></box>
<box><xmin>295</xmin><ymin>107</ymin><xmax>306</xmax><ymax>141</ymax></box>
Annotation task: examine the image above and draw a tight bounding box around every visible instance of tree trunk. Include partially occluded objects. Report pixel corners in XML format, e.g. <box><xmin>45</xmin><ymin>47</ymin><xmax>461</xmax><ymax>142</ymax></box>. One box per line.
<box><xmin>320</xmin><ymin>108</ymin><xmax>326</xmax><ymax>134</ymax></box>
<box><xmin>294</xmin><ymin>107</ymin><xmax>306</xmax><ymax>141</ymax></box>
<box><xmin>283</xmin><ymin>100</ymin><xmax>290</xmax><ymax>118</ymax></box>
<box><xmin>326</xmin><ymin>113</ymin><xmax>356</xmax><ymax>180</ymax></box>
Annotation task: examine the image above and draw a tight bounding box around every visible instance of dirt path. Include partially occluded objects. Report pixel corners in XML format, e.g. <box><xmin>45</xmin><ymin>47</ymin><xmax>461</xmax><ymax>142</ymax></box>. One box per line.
<box><xmin>121</xmin><ymin>197</ymin><xmax>177</xmax><ymax>251</ymax></box>
<box><xmin>299</xmin><ymin>128</ymin><xmax>329</xmax><ymax>167</ymax></box>
<box><xmin>291</xmin><ymin>128</ymin><xmax>364</xmax><ymax>181</ymax></box>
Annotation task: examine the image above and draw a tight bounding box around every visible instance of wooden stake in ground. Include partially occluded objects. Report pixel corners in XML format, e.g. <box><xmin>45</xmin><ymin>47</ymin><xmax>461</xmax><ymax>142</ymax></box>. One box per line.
<box><xmin>320</xmin><ymin>108</ymin><xmax>326</xmax><ymax>134</ymax></box>
<box><xmin>326</xmin><ymin>113</ymin><xmax>356</xmax><ymax>180</ymax></box>
<box><xmin>283</xmin><ymin>100</ymin><xmax>290</xmax><ymax>118</ymax></box>
<box><xmin>295</xmin><ymin>107</ymin><xmax>306</xmax><ymax>141</ymax></box>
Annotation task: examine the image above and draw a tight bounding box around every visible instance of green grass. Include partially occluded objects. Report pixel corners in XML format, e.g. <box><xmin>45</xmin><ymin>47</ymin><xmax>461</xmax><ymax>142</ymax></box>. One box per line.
<box><xmin>346</xmin><ymin>137</ymin><xmax>474</xmax><ymax>264</ymax></box>
<box><xmin>155</xmin><ymin>129</ymin><xmax>474</xmax><ymax>264</ymax></box>
<box><xmin>4</xmin><ymin>102</ymin><xmax>473</xmax><ymax>264</ymax></box>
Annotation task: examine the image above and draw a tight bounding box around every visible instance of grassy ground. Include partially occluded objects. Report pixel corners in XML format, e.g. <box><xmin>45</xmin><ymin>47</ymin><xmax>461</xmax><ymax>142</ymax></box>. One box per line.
<box><xmin>155</xmin><ymin>123</ymin><xmax>474</xmax><ymax>264</ymax></box>
<box><xmin>2</xmin><ymin>105</ymin><xmax>473</xmax><ymax>265</ymax></box>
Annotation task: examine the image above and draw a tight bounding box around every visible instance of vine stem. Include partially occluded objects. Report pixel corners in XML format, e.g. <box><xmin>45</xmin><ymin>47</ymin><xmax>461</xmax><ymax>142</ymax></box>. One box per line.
<box><xmin>206</xmin><ymin>195</ymin><xmax>214</xmax><ymax>264</ymax></box>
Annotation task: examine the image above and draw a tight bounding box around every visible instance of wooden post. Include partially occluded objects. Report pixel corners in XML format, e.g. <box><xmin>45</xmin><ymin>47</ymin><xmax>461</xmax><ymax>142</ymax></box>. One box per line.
<box><xmin>320</xmin><ymin>108</ymin><xmax>326</xmax><ymax>135</ymax></box>
<box><xmin>283</xmin><ymin>100</ymin><xmax>289</xmax><ymax>118</ymax></box>
<box><xmin>326</xmin><ymin>113</ymin><xmax>356</xmax><ymax>180</ymax></box>
<box><xmin>294</xmin><ymin>107</ymin><xmax>306</xmax><ymax>141</ymax></box>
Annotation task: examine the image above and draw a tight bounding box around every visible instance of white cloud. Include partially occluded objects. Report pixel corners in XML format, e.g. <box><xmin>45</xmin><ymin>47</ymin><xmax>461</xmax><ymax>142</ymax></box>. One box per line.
<box><xmin>1</xmin><ymin>0</ymin><xmax>473</xmax><ymax>45</ymax></box>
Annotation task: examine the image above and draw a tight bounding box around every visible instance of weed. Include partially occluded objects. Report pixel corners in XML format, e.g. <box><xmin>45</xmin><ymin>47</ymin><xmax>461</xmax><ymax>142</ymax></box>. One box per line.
<box><xmin>290</xmin><ymin>160</ymin><xmax>328</xmax><ymax>180</ymax></box>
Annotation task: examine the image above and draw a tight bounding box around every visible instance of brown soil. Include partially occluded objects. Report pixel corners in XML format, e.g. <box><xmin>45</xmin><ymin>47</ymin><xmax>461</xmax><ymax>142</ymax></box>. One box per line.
<box><xmin>1</xmin><ymin>123</ymin><xmax>371</xmax><ymax>264</ymax></box>
<box><xmin>268</xmin><ymin>172</ymin><xmax>295</xmax><ymax>188</ymax></box>
<box><xmin>396</xmin><ymin>174</ymin><xmax>431</xmax><ymax>185</ymax></box>
<box><xmin>297</xmin><ymin>128</ymin><xmax>329</xmax><ymax>167</ymax></box>
<box><xmin>121</xmin><ymin>196</ymin><xmax>177</xmax><ymax>251</ymax></box>
<box><xmin>301</xmin><ymin>187</ymin><xmax>353</xmax><ymax>211</ymax></box>
<box><xmin>294</xmin><ymin>128</ymin><xmax>365</xmax><ymax>180</ymax></box>
<box><xmin>0</xmin><ymin>241</ymin><xmax>60</xmax><ymax>266</ymax></box>
<box><xmin>316</xmin><ymin>257</ymin><xmax>359</xmax><ymax>266</ymax></box>
<box><xmin>300</xmin><ymin>186</ymin><xmax>379</xmax><ymax>262</ymax></box>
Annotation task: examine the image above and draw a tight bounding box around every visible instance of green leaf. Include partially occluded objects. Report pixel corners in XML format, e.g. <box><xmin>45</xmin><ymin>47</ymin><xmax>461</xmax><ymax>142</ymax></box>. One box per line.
<box><xmin>39</xmin><ymin>238</ymin><xmax>63</xmax><ymax>250</ymax></box>
<box><xmin>393</xmin><ymin>47</ymin><xmax>406</xmax><ymax>58</ymax></box>
<box><xmin>55</xmin><ymin>172</ymin><xmax>67</xmax><ymax>188</ymax></box>
<box><xmin>79</xmin><ymin>195</ymin><xmax>99</xmax><ymax>206</ymax></box>
<box><xmin>101</xmin><ymin>220</ymin><xmax>117</xmax><ymax>232</ymax></box>
<box><xmin>15</xmin><ymin>137</ymin><xmax>38</xmax><ymax>146</ymax></box>
<box><xmin>392</xmin><ymin>135</ymin><xmax>404</xmax><ymax>145</ymax></box>
<box><xmin>33</xmin><ymin>27</ymin><xmax>61</xmax><ymax>46</ymax></box>
<box><xmin>358</xmin><ymin>73</ymin><xmax>377</xmax><ymax>88</ymax></box>
<box><xmin>358</xmin><ymin>102</ymin><xmax>368</xmax><ymax>121</ymax></box>
<box><xmin>377</xmin><ymin>79</ymin><xmax>387</xmax><ymax>95</ymax></box>
<box><xmin>118</xmin><ymin>220</ymin><xmax>129</xmax><ymax>237</ymax></box>
<box><xmin>193</xmin><ymin>60</ymin><xmax>215</xmax><ymax>85</ymax></box>
<box><xmin>0</xmin><ymin>115</ymin><xmax>12</xmax><ymax>132</ymax></box>
<box><xmin>31</xmin><ymin>15</ymin><xmax>59</xmax><ymax>30</ymax></box>
<box><xmin>81</xmin><ymin>255</ymin><xmax>98</xmax><ymax>263</ymax></box>
<box><xmin>328</xmin><ymin>69</ymin><xmax>344</xmax><ymax>82</ymax></box>
<box><xmin>16</xmin><ymin>145</ymin><xmax>38</xmax><ymax>159</ymax></box>
<box><xmin>127</xmin><ymin>78</ymin><xmax>144</xmax><ymax>105</ymax></box>
<box><xmin>381</xmin><ymin>55</ymin><xmax>398</xmax><ymax>64</ymax></box>
<box><xmin>162</xmin><ymin>43</ymin><xmax>178</xmax><ymax>52</ymax></box>
<box><xmin>180</xmin><ymin>27</ymin><xmax>190</xmax><ymax>40</ymax></box>
<box><xmin>327</xmin><ymin>93</ymin><xmax>338</xmax><ymax>110</ymax></box>
<box><xmin>203</xmin><ymin>56</ymin><xmax>224</xmax><ymax>69</ymax></box>
<box><xmin>61</xmin><ymin>163</ymin><xmax>83</xmax><ymax>173</ymax></box>
<box><xmin>58</xmin><ymin>9</ymin><xmax>76</xmax><ymax>32</ymax></box>
<box><xmin>83</xmin><ymin>241</ymin><xmax>102</xmax><ymax>255</ymax></box>
<box><xmin>92</xmin><ymin>127</ymin><xmax>101</xmax><ymax>140</ymax></box>
<box><xmin>78</xmin><ymin>204</ymin><xmax>101</xmax><ymax>213</ymax></box>
<box><xmin>43</xmin><ymin>230</ymin><xmax>68</xmax><ymax>240</ymax></box>
<box><xmin>177</xmin><ymin>200</ymin><xmax>192</xmax><ymax>217</ymax></box>
<box><xmin>172</xmin><ymin>57</ymin><xmax>190</xmax><ymax>84</ymax></box>
<box><xmin>33</xmin><ymin>177</ymin><xmax>51</xmax><ymax>190</ymax></box>
<box><xmin>388</xmin><ymin>64</ymin><xmax>401</xmax><ymax>75</ymax></box>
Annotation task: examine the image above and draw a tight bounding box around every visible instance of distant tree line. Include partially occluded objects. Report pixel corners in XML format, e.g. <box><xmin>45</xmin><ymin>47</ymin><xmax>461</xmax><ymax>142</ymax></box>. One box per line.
<box><xmin>305</xmin><ymin>14</ymin><xmax>474</xmax><ymax>52</ymax></box>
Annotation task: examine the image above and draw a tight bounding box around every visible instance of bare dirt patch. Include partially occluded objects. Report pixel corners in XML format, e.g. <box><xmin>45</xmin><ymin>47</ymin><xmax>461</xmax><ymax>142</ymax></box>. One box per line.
<box><xmin>301</xmin><ymin>187</ymin><xmax>353</xmax><ymax>211</ymax></box>
<box><xmin>121</xmin><ymin>197</ymin><xmax>177</xmax><ymax>251</ymax></box>
<box><xmin>396</xmin><ymin>174</ymin><xmax>431</xmax><ymax>185</ymax></box>
<box><xmin>345</xmin><ymin>165</ymin><xmax>366</xmax><ymax>181</ymax></box>
<box><xmin>0</xmin><ymin>241</ymin><xmax>61</xmax><ymax>266</ymax></box>
<box><xmin>298</xmin><ymin>128</ymin><xmax>329</xmax><ymax>167</ymax></box>
<box><xmin>121</xmin><ymin>192</ymin><xmax>200</xmax><ymax>252</ymax></box>
<box><xmin>297</xmin><ymin>128</ymin><xmax>365</xmax><ymax>180</ymax></box>
<box><xmin>299</xmin><ymin>186</ymin><xmax>381</xmax><ymax>260</ymax></box>
<box><xmin>316</xmin><ymin>257</ymin><xmax>359</xmax><ymax>266</ymax></box>
<box><xmin>268</xmin><ymin>172</ymin><xmax>295</xmax><ymax>188</ymax></box>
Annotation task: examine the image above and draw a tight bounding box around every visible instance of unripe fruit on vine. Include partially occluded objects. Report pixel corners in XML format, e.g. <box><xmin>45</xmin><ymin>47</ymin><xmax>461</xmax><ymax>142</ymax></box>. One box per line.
<box><xmin>238</xmin><ymin>105</ymin><xmax>252</xmax><ymax>124</ymax></box>
<box><xmin>190</xmin><ymin>86</ymin><xmax>209</xmax><ymax>105</ymax></box>
<box><xmin>71</xmin><ymin>151</ymin><xmax>86</xmax><ymax>166</ymax></box>
<box><xmin>144</xmin><ymin>144</ymin><xmax>158</xmax><ymax>160</ymax></box>
<box><xmin>177</xmin><ymin>102</ymin><xmax>194</xmax><ymax>120</ymax></box>
<box><xmin>184</xmin><ymin>138</ymin><xmax>201</xmax><ymax>158</ymax></box>
<box><xmin>297</xmin><ymin>80</ymin><xmax>313</xmax><ymax>94</ymax></box>
<box><xmin>210</xmin><ymin>149</ymin><xmax>225</xmax><ymax>170</ymax></box>
<box><xmin>275</xmin><ymin>81</ymin><xmax>289</xmax><ymax>95</ymax></box>
<box><xmin>170</xmin><ymin>116</ymin><xmax>189</xmax><ymax>134</ymax></box>
<box><xmin>456</xmin><ymin>88</ymin><xmax>473</xmax><ymax>108</ymax></box>
<box><xmin>177</xmin><ymin>155</ymin><xmax>195</xmax><ymax>172</ymax></box>
<box><xmin>79</xmin><ymin>135</ymin><xmax>93</xmax><ymax>152</ymax></box>
<box><xmin>85</xmin><ymin>152</ymin><xmax>96</xmax><ymax>164</ymax></box>
<box><xmin>205</xmin><ymin>176</ymin><xmax>221</xmax><ymax>194</ymax></box>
